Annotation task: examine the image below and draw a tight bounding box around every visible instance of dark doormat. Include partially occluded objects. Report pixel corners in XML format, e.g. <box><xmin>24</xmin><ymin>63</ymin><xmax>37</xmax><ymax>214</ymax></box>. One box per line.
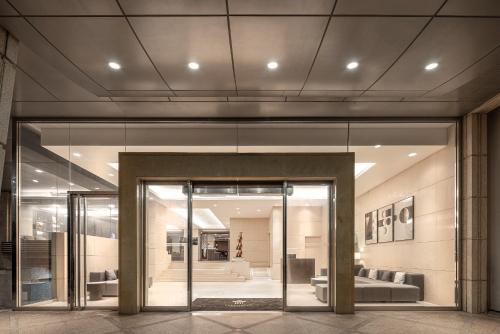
<box><xmin>191</xmin><ymin>298</ymin><xmax>283</xmax><ymax>311</ymax></box>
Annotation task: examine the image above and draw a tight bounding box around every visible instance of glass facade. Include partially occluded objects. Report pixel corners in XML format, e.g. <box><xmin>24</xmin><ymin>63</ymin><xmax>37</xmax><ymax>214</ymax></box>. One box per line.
<box><xmin>14</xmin><ymin>121</ymin><xmax>458</xmax><ymax>310</ymax></box>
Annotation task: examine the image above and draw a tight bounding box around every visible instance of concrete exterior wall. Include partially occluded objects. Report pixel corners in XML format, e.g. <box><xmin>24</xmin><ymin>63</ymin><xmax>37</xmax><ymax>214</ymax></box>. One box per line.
<box><xmin>488</xmin><ymin>109</ymin><xmax>500</xmax><ymax>312</ymax></box>
<box><xmin>461</xmin><ymin>113</ymin><xmax>488</xmax><ymax>313</ymax></box>
<box><xmin>355</xmin><ymin>142</ymin><xmax>457</xmax><ymax>306</ymax></box>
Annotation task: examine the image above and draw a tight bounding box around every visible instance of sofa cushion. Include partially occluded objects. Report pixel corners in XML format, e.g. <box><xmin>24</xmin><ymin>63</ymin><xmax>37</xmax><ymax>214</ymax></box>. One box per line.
<box><xmin>105</xmin><ymin>269</ymin><xmax>117</xmax><ymax>281</ymax></box>
<box><xmin>368</xmin><ymin>269</ymin><xmax>378</xmax><ymax>280</ymax></box>
<box><xmin>380</xmin><ymin>271</ymin><xmax>393</xmax><ymax>282</ymax></box>
<box><xmin>89</xmin><ymin>272</ymin><xmax>105</xmax><ymax>282</ymax></box>
<box><xmin>393</xmin><ymin>272</ymin><xmax>406</xmax><ymax>284</ymax></box>
<box><xmin>358</xmin><ymin>268</ymin><xmax>369</xmax><ymax>277</ymax></box>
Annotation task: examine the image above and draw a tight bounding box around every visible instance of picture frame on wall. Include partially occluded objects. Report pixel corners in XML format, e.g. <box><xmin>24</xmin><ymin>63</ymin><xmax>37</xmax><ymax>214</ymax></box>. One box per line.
<box><xmin>377</xmin><ymin>205</ymin><xmax>394</xmax><ymax>243</ymax></box>
<box><xmin>365</xmin><ymin>210</ymin><xmax>377</xmax><ymax>245</ymax></box>
<box><xmin>394</xmin><ymin>196</ymin><xmax>414</xmax><ymax>241</ymax></box>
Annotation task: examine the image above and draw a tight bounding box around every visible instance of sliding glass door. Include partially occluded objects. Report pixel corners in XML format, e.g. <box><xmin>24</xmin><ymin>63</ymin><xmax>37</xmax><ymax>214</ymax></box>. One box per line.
<box><xmin>142</xmin><ymin>181</ymin><xmax>333</xmax><ymax>311</ymax></box>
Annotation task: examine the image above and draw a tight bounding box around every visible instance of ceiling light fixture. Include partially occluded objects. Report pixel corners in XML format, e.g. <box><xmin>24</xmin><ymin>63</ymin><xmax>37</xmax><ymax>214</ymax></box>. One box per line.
<box><xmin>355</xmin><ymin>162</ymin><xmax>375</xmax><ymax>178</ymax></box>
<box><xmin>32</xmin><ymin>179</ymin><xmax>39</xmax><ymax>183</ymax></box>
<box><xmin>73</xmin><ymin>152</ymin><xmax>81</xmax><ymax>157</ymax></box>
<box><xmin>374</xmin><ymin>145</ymin><xmax>381</xmax><ymax>149</ymax></box>
<box><xmin>408</xmin><ymin>152</ymin><xmax>417</xmax><ymax>157</ymax></box>
<box><xmin>107</xmin><ymin>162</ymin><xmax>119</xmax><ymax>170</ymax></box>
<box><xmin>267</xmin><ymin>61</ymin><xmax>279</xmax><ymax>70</ymax></box>
<box><xmin>94</xmin><ymin>187</ymin><xmax>100</xmax><ymax>190</ymax></box>
<box><xmin>425</xmin><ymin>62</ymin><xmax>439</xmax><ymax>71</ymax></box>
<box><xmin>69</xmin><ymin>182</ymin><xmax>75</xmax><ymax>186</ymax></box>
<box><xmin>108</xmin><ymin>61</ymin><xmax>121</xmax><ymax>70</ymax></box>
<box><xmin>35</xmin><ymin>169</ymin><xmax>44</xmax><ymax>173</ymax></box>
<box><xmin>346</xmin><ymin>61</ymin><xmax>359</xmax><ymax>70</ymax></box>
<box><xmin>188</xmin><ymin>62</ymin><xmax>200</xmax><ymax>70</ymax></box>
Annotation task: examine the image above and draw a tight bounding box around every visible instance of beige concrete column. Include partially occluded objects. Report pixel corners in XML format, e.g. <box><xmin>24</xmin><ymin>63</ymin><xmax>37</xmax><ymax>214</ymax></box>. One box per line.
<box><xmin>461</xmin><ymin>113</ymin><xmax>488</xmax><ymax>313</ymax></box>
<box><xmin>0</xmin><ymin>27</ymin><xmax>18</xmax><ymax>191</ymax></box>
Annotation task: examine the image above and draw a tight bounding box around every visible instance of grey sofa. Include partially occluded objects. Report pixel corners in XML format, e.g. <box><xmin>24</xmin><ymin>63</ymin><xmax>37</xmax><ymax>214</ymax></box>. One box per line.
<box><xmin>355</xmin><ymin>268</ymin><xmax>424</xmax><ymax>303</ymax></box>
<box><xmin>88</xmin><ymin>270</ymin><xmax>118</xmax><ymax>297</ymax></box>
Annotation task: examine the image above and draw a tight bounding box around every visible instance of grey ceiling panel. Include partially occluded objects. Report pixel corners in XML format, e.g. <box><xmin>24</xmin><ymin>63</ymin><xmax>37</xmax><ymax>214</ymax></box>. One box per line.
<box><xmin>175</xmin><ymin>90</ymin><xmax>237</xmax><ymax>97</ymax></box>
<box><xmin>237</xmin><ymin>90</ymin><xmax>300</xmax><ymax>97</ymax></box>
<box><xmin>228</xmin><ymin>0</ymin><xmax>334</xmax><ymax>15</ymax></box>
<box><xmin>108</xmin><ymin>90</ymin><xmax>174</xmax><ymax>97</ymax></box>
<box><xmin>17</xmin><ymin>44</ymin><xmax>107</xmax><ymax>101</ymax></box>
<box><xmin>231</xmin><ymin>17</ymin><xmax>328</xmax><ymax>90</ymax></box>
<box><xmin>0</xmin><ymin>0</ymin><xmax>17</xmax><ymax>15</ymax></box>
<box><xmin>286</xmin><ymin>96</ymin><xmax>343</xmax><ymax>101</ymax></box>
<box><xmin>0</xmin><ymin>17</ymin><xmax>109</xmax><ymax>96</ymax></box>
<box><xmin>14</xmin><ymin>70</ymin><xmax>57</xmax><ymax>101</ymax></box>
<box><xmin>304</xmin><ymin>17</ymin><xmax>428</xmax><ymax>91</ymax></box>
<box><xmin>129</xmin><ymin>17</ymin><xmax>234</xmax><ymax>91</ymax></box>
<box><xmin>13</xmin><ymin>100</ymin><xmax>479</xmax><ymax>118</ymax></box>
<box><xmin>425</xmin><ymin>47</ymin><xmax>500</xmax><ymax>99</ymax></box>
<box><xmin>228</xmin><ymin>96</ymin><xmax>285</xmax><ymax>102</ymax></box>
<box><xmin>111</xmin><ymin>96</ymin><xmax>171</xmax><ymax>102</ymax></box>
<box><xmin>169</xmin><ymin>97</ymin><xmax>227</xmax><ymax>102</ymax></box>
<box><xmin>438</xmin><ymin>0</ymin><xmax>500</xmax><ymax>16</ymax></box>
<box><xmin>14</xmin><ymin>101</ymin><xmax>124</xmax><ymax>117</ymax></box>
<box><xmin>301</xmin><ymin>90</ymin><xmax>363</xmax><ymax>97</ymax></box>
<box><xmin>363</xmin><ymin>90</ymin><xmax>426</xmax><ymax>97</ymax></box>
<box><xmin>29</xmin><ymin>17</ymin><xmax>170</xmax><ymax>91</ymax></box>
<box><xmin>118</xmin><ymin>0</ymin><xmax>226</xmax><ymax>15</ymax></box>
<box><xmin>9</xmin><ymin>0</ymin><xmax>121</xmax><ymax>15</ymax></box>
<box><xmin>372</xmin><ymin>18</ymin><xmax>500</xmax><ymax>91</ymax></box>
<box><xmin>345</xmin><ymin>96</ymin><xmax>402</xmax><ymax>102</ymax></box>
<box><xmin>334</xmin><ymin>0</ymin><xmax>444</xmax><ymax>15</ymax></box>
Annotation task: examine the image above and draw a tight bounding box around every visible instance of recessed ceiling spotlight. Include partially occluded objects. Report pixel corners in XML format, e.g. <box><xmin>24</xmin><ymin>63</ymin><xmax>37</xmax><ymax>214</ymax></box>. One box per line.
<box><xmin>95</xmin><ymin>187</ymin><xmax>100</xmax><ymax>190</ymax></box>
<box><xmin>73</xmin><ymin>152</ymin><xmax>81</xmax><ymax>157</ymax></box>
<box><xmin>425</xmin><ymin>62</ymin><xmax>439</xmax><ymax>71</ymax></box>
<box><xmin>35</xmin><ymin>169</ymin><xmax>44</xmax><ymax>173</ymax></box>
<box><xmin>267</xmin><ymin>61</ymin><xmax>279</xmax><ymax>70</ymax></box>
<box><xmin>257</xmin><ymin>209</ymin><xmax>261</xmax><ymax>212</ymax></box>
<box><xmin>69</xmin><ymin>182</ymin><xmax>75</xmax><ymax>186</ymax></box>
<box><xmin>32</xmin><ymin>179</ymin><xmax>39</xmax><ymax>183</ymax></box>
<box><xmin>108</xmin><ymin>61</ymin><xmax>121</xmax><ymax>70</ymax></box>
<box><xmin>374</xmin><ymin>145</ymin><xmax>381</xmax><ymax>149</ymax></box>
<box><xmin>408</xmin><ymin>152</ymin><xmax>417</xmax><ymax>157</ymax></box>
<box><xmin>346</xmin><ymin>61</ymin><xmax>359</xmax><ymax>70</ymax></box>
<box><xmin>188</xmin><ymin>62</ymin><xmax>200</xmax><ymax>70</ymax></box>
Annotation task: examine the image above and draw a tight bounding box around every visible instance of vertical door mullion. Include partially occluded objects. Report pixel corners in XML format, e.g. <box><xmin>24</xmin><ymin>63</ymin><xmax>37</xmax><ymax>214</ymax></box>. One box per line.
<box><xmin>187</xmin><ymin>181</ymin><xmax>193</xmax><ymax>311</ymax></box>
<box><xmin>67</xmin><ymin>194</ymin><xmax>74</xmax><ymax>310</ymax></box>
<box><xmin>142</xmin><ymin>183</ymin><xmax>147</xmax><ymax>308</ymax></box>
<box><xmin>83</xmin><ymin>197</ymin><xmax>88</xmax><ymax>309</ymax></box>
<box><xmin>328</xmin><ymin>183</ymin><xmax>333</xmax><ymax>309</ymax></box>
<box><xmin>282</xmin><ymin>181</ymin><xmax>287</xmax><ymax>310</ymax></box>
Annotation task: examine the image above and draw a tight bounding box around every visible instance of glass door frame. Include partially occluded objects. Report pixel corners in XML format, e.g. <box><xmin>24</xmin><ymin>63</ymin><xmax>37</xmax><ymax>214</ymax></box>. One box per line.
<box><xmin>141</xmin><ymin>180</ymin><xmax>334</xmax><ymax>312</ymax></box>
<box><xmin>67</xmin><ymin>191</ymin><xmax>118</xmax><ymax>310</ymax></box>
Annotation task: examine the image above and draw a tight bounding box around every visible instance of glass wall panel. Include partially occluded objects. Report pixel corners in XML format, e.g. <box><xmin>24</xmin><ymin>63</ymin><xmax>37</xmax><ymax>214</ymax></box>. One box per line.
<box><xmin>350</xmin><ymin>123</ymin><xmax>457</xmax><ymax>307</ymax></box>
<box><xmin>18</xmin><ymin>123</ymin><xmax>70</xmax><ymax>307</ymax></box>
<box><xmin>145</xmin><ymin>184</ymin><xmax>188</xmax><ymax>307</ymax></box>
<box><xmin>286</xmin><ymin>184</ymin><xmax>330</xmax><ymax>307</ymax></box>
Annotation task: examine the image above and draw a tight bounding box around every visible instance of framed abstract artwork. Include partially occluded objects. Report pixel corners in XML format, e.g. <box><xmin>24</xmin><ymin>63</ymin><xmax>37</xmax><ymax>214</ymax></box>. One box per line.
<box><xmin>365</xmin><ymin>210</ymin><xmax>377</xmax><ymax>245</ymax></box>
<box><xmin>377</xmin><ymin>205</ymin><xmax>394</xmax><ymax>243</ymax></box>
<box><xmin>394</xmin><ymin>196</ymin><xmax>414</xmax><ymax>241</ymax></box>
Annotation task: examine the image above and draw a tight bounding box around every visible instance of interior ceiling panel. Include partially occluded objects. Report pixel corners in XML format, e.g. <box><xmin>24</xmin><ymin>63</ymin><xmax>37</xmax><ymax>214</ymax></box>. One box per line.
<box><xmin>334</xmin><ymin>0</ymin><xmax>445</xmax><ymax>15</ymax></box>
<box><xmin>130</xmin><ymin>17</ymin><xmax>235</xmax><ymax>91</ymax></box>
<box><xmin>0</xmin><ymin>0</ymin><xmax>16</xmax><ymax>15</ymax></box>
<box><xmin>16</xmin><ymin>43</ymin><xmax>107</xmax><ymax>101</ymax></box>
<box><xmin>300</xmin><ymin>90</ymin><xmax>363</xmax><ymax>97</ymax></box>
<box><xmin>303</xmin><ymin>17</ymin><xmax>428</xmax><ymax>91</ymax></box>
<box><xmin>372</xmin><ymin>18</ymin><xmax>500</xmax><ymax>91</ymax></box>
<box><xmin>118</xmin><ymin>0</ymin><xmax>226</xmax><ymax>15</ymax></box>
<box><xmin>14</xmin><ymin>70</ymin><xmax>56</xmax><ymax>101</ymax></box>
<box><xmin>362</xmin><ymin>90</ymin><xmax>426</xmax><ymax>98</ymax></box>
<box><xmin>228</xmin><ymin>0</ymin><xmax>334</xmax><ymax>15</ymax></box>
<box><xmin>28</xmin><ymin>17</ymin><xmax>170</xmax><ymax>91</ymax></box>
<box><xmin>7</xmin><ymin>0</ymin><xmax>121</xmax><ymax>15</ymax></box>
<box><xmin>438</xmin><ymin>0</ymin><xmax>500</xmax><ymax>16</ymax></box>
<box><xmin>230</xmin><ymin>16</ymin><xmax>328</xmax><ymax>90</ymax></box>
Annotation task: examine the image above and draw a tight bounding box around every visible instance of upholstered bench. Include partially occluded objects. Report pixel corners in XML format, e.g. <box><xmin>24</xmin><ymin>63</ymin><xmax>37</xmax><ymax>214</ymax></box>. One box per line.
<box><xmin>315</xmin><ymin>284</ymin><xmax>328</xmax><ymax>303</ymax></box>
<box><xmin>310</xmin><ymin>276</ymin><xmax>328</xmax><ymax>286</ymax></box>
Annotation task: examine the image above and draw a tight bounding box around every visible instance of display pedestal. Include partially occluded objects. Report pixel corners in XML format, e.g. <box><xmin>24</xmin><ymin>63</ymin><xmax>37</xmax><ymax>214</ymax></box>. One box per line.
<box><xmin>230</xmin><ymin>258</ymin><xmax>251</xmax><ymax>279</ymax></box>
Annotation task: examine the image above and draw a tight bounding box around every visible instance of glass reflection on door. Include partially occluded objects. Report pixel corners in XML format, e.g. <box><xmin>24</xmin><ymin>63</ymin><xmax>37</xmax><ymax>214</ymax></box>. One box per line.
<box><xmin>144</xmin><ymin>184</ymin><xmax>188</xmax><ymax>308</ymax></box>
<box><xmin>286</xmin><ymin>184</ymin><xmax>331</xmax><ymax>308</ymax></box>
<box><xmin>70</xmin><ymin>194</ymin><xmax>119</xmax><ymax>309</ymax></box>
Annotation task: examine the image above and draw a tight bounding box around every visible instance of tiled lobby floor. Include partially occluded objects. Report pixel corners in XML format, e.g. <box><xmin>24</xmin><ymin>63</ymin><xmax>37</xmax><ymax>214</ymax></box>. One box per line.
<box><xmin>1</xmin><ymin>309</ymin><xmax>499</xmax><ymax>334</ymax></box>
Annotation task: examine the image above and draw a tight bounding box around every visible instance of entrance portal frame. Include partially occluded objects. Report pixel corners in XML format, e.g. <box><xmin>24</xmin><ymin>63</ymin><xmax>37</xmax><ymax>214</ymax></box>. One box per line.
<box><xmin>119</xmin><ymin>153</ymin><xmax>354</xmax><ymax>314</ymax></box>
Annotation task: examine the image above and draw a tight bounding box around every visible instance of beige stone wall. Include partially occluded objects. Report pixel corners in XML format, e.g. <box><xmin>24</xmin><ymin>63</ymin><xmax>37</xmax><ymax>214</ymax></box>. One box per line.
<box><xmin>355</xmin><ymin>135</ymin><xmax>457</xmax><ymax>306</ymax></box>
<box><xmin>269</xmin><ymin>207</ymin><xmax>283</xmax><ymax>280</ymax></box>
<box><xmin>230</xmin><ymin>218</ymin><xmax>270</xmax><ymax>267</ymax></box>
<box><xmin>147</xmin><ymin>200</ymin><xmax>171</xmax><ymax>282</ymax></box>
<box><xmin>86</xmin><ymin>235</ymin><xmax>119</xmax><ymax>276</ymax></box>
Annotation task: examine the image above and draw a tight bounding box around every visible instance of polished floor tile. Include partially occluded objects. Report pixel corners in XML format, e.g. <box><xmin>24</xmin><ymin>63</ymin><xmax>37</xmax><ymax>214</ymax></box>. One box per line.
<box><xmin>0</xmin><ymin>310</ymin><xmax>498</xmax><ymax>334</ymax></box>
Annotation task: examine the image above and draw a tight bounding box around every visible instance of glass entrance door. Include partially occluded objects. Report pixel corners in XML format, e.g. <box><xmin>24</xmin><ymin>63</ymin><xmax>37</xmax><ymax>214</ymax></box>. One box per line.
<box><xmin>68</xmin><ymin>192</ymin><xmax>119</xmax><ymax>309</ymax></box>
<box><xmin>142</xmin><ymin>181</ymin><xmax>333</xmax><ymax>311</ymax></box>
